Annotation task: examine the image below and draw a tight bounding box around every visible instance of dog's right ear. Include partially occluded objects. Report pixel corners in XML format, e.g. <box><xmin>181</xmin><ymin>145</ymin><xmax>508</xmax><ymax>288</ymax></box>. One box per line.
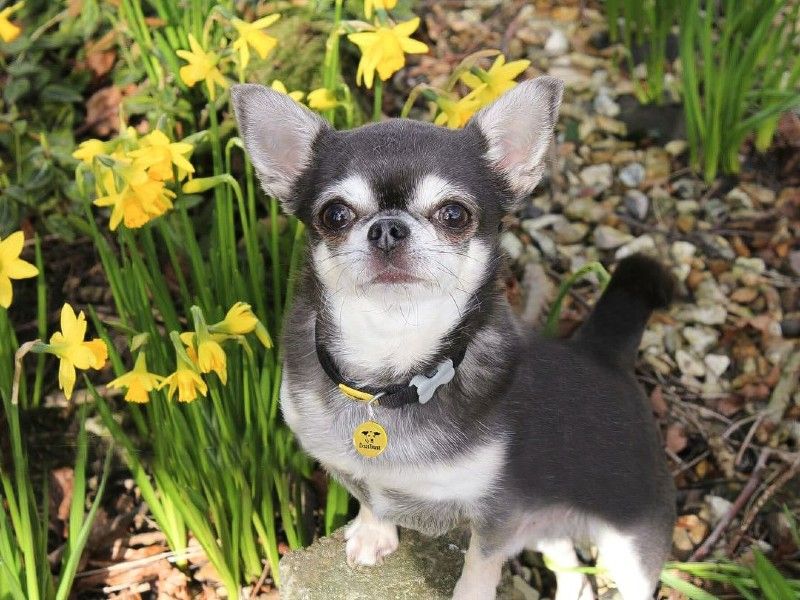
<box><xmin>231</xmin><ymin>83</ymin><xmax>329</xmax><ymax>212</ymax></box>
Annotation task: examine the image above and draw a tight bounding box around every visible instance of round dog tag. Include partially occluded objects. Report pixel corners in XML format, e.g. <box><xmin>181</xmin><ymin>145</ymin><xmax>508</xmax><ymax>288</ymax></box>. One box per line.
<box><xmin>353</xmin><ymin>421</ymin><xmax>388</xmax><ymax>458</ymax></box>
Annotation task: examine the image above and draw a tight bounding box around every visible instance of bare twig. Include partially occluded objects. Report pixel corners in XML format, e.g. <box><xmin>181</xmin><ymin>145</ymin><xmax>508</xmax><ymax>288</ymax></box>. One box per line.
<box><xmin>726</xmin><ymin>453</ymin><xmax>800</xmax><ymax>555</ymax></box>
<box><xmin>689</xmin><ymin>448</ymin><xmax>770</xmax><ymax>561</ymax></box>
<box><xmin>249</xmin><ymin>561</ymin><xmax>272</xmax><ymax>600</ymax></box>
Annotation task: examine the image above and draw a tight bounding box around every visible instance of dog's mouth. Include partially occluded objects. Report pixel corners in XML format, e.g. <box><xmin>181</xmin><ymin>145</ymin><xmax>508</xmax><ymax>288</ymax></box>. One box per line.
<box><xmin>370</xmin><ymin>265</ymin><xmax>424</xmax><ymax>285</ymax></box>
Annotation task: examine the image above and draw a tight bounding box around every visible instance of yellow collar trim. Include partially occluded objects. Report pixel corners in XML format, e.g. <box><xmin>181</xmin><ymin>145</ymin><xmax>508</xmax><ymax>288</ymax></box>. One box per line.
<box><xmin>338</xmin><ymin>383</ymin><xmax>374</xmax><ymax>402</ymax></box>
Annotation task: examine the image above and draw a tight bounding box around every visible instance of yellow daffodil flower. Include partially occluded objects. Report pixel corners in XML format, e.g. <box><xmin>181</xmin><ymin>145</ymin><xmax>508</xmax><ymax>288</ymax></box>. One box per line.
<box><xmin>128</xmin><ymin>130</ymin><xmax>194</xmax><ymax>182</ymax></box>
<box><xmin>84</xmin><ymin>338</ymin><xmax>109</xmax><ymax>369</ymax></box>
<box><xmin>197</xmin><ymin>337</ymin><xmax>227</xmax><ymax>384</ymax></box>
<box><xmin>177</xmin><ymin>34</ymin><xmax>227</xmax><ymax>100</ymax></box>
<box><xmin>179</xmin><ymin>330</ymin><xmax>227</xmax><ymax>384</ymax></box>
<box><xmin>210</xmin><ymin>301</ymin><xmax>272</xmax><ymax>347</ymax></box>
<box><xmin>108</xmin><ymin>353</ymin><xmax>164</xmax><ymax>403</ymax></box>
<box><xmin>434</xmin><ymin>91</ymin><xmax>483</xmax><ymax>129</ymax></box>
<box><xmin>0</xmin><ymin>1</ymin><xmax>24</xmax><ymax>43</ymax></box>
<box><xmin>47</xmin><ymin>304</ymin><xmax>107</xmax><ymax>400</ymax></box>
<box><xmin>232</xmin><ymin>14</ymin><xmax>280</xmax><ymax>72</ymax></box>
<box><xmin>160</xmin><ymin>364</ymin><xmax>207</xmax><ymax>403</ymax></box>
<box><xmin>460</xmin><ymin>55</ymin><xmax>530</xmax><ymax>105</ymax></box>
<box><xmin>347</xmin><ymin>17</ymin><xmax>428</xmax><ymax>89</ymax></box>
<box><xmin>0</xmin><ymin>230</ymin><xmax>38</xmax><ymax>309</ymax></box>
<box><xmin>271</xmin><ymin>80</ymin><xmax>304</xmax><ymax>103</ymax></box>
<box><xmin>307</xmin><ymin>88</ymin><xmax>338</xmax><ymax>111</ymax></box>
<box><xmin>364</xmin><ymin>0</ymin><xmax>397</xmax><ymax>19</ymax></box>
<box><xmin>94</xmin><ymin>159</ymin><xmax>175</xmax><ymax>230</ymax></box>
<box><xmin>72</xmin><ymin>139</ymin><xmax>106</xmax><ymax>165</ymax></box>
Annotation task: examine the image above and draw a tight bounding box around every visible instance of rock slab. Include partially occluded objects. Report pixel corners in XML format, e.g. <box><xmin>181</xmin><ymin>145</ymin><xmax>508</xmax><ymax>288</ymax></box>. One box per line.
<box><xmin>279</xmin><ymin>527</ymin><xmax>518</xmax><ymax>599</ymax></box>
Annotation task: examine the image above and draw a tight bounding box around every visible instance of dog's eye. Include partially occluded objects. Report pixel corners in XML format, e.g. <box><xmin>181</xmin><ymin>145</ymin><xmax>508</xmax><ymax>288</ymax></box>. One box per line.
<box><xmin>321</xmin><ymin>202</ymin><xmax>355</xmax><ymax>230</ymax></box>
<box><xmin>435</xmin><ymin>203</ymin><xmax>470</xmax><ymax>229</ymax></box>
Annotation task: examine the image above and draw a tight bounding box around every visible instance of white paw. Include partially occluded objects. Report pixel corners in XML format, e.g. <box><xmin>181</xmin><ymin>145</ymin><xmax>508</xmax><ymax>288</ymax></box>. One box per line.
<box><xmin>344</xmin><ymin>516</ymin><xmax>399</xmax><ymax>567</ymax></box>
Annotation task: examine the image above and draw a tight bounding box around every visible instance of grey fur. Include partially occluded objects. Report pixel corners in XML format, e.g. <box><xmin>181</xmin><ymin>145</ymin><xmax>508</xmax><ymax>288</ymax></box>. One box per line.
<box><xmin>234</xmin><ymin>77</ymin><xmax>675</xmax><ymax>599</ymax></box>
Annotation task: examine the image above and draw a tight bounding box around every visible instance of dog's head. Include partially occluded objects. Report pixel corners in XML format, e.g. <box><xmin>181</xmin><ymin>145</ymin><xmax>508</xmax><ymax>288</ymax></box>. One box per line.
<box><xmin>232</xmin><ymin>78</ymin><xmax>562</xmax><ymax>301</ymax></box>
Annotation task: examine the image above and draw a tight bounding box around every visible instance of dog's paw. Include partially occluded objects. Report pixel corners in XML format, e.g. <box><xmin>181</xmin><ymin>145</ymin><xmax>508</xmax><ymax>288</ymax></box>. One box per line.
<box><xmin>344</xmin><ymin>516</ymin><xmax>398</xmax><ymax>567</ymax></box>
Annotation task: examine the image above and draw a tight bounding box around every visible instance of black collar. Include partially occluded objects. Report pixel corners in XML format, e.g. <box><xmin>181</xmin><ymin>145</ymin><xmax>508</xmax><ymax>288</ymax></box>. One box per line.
<box><xmin>314</xmin><ymin>320</ymin><xmax>468</xmax><ymax>410</ymax></box>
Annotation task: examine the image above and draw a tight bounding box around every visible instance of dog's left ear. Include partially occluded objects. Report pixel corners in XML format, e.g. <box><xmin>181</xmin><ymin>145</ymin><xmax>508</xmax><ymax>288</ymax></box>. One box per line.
<box><xmin>471</xmin><ymin>76</ymin><xmax>563</xmax><ymax>203</ymax></box>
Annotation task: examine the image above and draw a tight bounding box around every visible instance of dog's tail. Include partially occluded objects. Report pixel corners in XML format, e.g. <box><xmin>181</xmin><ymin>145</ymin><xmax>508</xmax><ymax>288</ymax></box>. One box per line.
<box><xmin>573</xmin><ymin>254</ymin><xmax>675</xmax><ymax>366</ymax></box>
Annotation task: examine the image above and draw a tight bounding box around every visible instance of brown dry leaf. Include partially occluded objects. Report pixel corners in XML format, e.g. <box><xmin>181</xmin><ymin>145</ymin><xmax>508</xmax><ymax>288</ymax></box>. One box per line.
<box><xmin>665</xmin><ymin>423</ymin><xmax>688</xmax><ymax>454</ymax></box>
<box><xmin>650</xmin><ymin>385</ymin><xmax>668</xmax><ymax>418</ymax></box>
<box><xmin>86</xmin><ymin>50</ymin><xmax>116</xmax><ymax>77</ymax></box>
<box><xmin>50</xmin><ymin>467</ymin><xmax>74</xmax><ymax>536</ymax></box>
<box><xmin>67</xmin><ymin>0</ymin><xmax>83</xmax><ymax>17</ymax></box>
<box><xmin>154</xmin><ymin>566</ymin><xmax>190</xmax><ymax>600</ymax></box>
<box><xmin>83</xmin><ymin>84</ymin><xmax>136</xmax><ymax>136</ymax></box>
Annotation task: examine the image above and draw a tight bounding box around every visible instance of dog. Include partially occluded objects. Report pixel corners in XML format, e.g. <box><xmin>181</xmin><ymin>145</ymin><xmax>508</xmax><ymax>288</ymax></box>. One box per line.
<box><xmin>232</xmin><ymin>76</ymin><xmax>676</xmax><ymax>600</ymax></box>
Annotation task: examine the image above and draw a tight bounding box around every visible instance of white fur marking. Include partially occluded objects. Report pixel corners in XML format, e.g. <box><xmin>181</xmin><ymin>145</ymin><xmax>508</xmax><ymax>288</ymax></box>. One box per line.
<box><xmin>344</xmin><ymin>505</ymin><xmax>399</xmax><ymax>567</ymax></box>
<box><xmin>316</xmin><ymin>174</ymin><xmax>375</xmax><ymax>215</ymax></box>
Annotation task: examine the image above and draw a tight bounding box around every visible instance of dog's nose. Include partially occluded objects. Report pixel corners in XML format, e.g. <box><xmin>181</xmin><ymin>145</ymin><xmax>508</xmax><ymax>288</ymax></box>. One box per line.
<box><xmin>367</xmin><ymin>218</ymin><xmax>409</xmax><ymax>252</ymax></box>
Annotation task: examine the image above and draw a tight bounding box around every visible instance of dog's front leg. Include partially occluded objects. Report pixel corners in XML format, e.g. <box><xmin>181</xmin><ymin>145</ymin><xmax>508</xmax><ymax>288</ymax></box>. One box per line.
<box><xmin>452</xmin><ymin>530</ymin><xmax>505</xmax><ymax>600</ymax></box>
<box><xmin>344</xmin><ymin>503</ymin><xmax>399</xmax><ymax>567</ymax></box>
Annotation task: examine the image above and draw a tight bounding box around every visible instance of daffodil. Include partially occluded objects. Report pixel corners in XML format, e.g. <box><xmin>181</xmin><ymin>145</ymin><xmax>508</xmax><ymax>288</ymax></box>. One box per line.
<box><xmin>160</xmin><ymin>364</ymin><xmax>208</xmax><ymax>403</ymax></box>
<box><xmin>94</xmin><ymin>159</ymin><xmax>175</xmax><ymax>230</ymax></box>
<box><xmin>0</xmin><ymin>1</ymin><xmax>24</xmax><ymax>44</ymax></box>
<box><xmin>347</xmin><ymin>18</ymin><xmax>428</xmax><ymax>89</ymax></box>
<box><xmin>108</xmin><ymin>353</ymin><xmax>164</xmax><ymax>403</ymax></box>
<box><xmin>434</xmin><ymin>91</ymin><xmax>483</xmax><ymax>129</ymax></box>
<box><xmin>0</xmin><ymin>230</ymin><xmax>38</xmax><ymax>309</ymax></box>
<box><xmin>177</xmin><ymin>34</ymin><xmax>227</xmax><ymax>100</ymax></box>
<box><xmin>231</xmin><ymin>14</ymin><xmax>280</xmax><ymax>72</ymax></box>
<box><xmin>460</xmin><ymin>55</ymin><xmax>530</xmax><ymax>105</ymax></box>
<box><xmin>210</xmin><ymin>301</ymin><xmax>272</xmax><ymax>347</ymax></box>
<box><xmin>271</xmin><ymin>80</ymin><xmax>304</xmax><ymax>103</ymax></box>
<box><xmin>307</xmin><ymin>88</ymin><xmax>338</xmax><ymax>111</ymax></box>
<box><xmin>179</xmin><ymin>331</ymin><xmax>227</xmax><ymax>384</ymax></box>
<box><xmin>72</xmin><ymin>139</ymin><xmax>106</xmax><ymax>165</ymax></box>
<box><xmin>364</xmin><ymin>0</ymin><xmax>398</xmax><ymax>19</ymax></box>
<box><xmin>47</xmin><ymin>304</ymin><xmax>107</xmax><ymax>400</ymax></box>
<box><xmin>128</xmin><ymin>130</ymin><xmax>194</xmax><ymax>182</ymax></box>
<box><xmin>160</xmin><ymin>333</ymin><xmax>208</xmax><ymax>403</ymax></box>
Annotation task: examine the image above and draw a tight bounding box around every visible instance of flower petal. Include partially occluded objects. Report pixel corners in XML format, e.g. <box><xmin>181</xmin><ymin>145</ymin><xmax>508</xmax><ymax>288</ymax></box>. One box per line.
<box><xmin>6</xmin><ymin>258</ymin><xmax>38</xmax><ymax>279</ymax></box>
<box><xmin>0</xmin><ymin>275</ymin><xmax>12</xmax><ymax>308</ymax></box>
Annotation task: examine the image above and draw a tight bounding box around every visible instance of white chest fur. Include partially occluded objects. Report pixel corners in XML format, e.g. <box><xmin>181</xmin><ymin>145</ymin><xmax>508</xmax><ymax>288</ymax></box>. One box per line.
<box><xmin>280</xmin><ymin>373</ymin><xmax>506</xmax><ymax>511</ymax></box>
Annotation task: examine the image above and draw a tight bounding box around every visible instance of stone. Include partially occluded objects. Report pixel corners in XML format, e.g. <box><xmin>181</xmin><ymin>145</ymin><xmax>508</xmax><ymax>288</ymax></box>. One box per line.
<box><xmin>705</xmin><ymin>354</ymin><xmax>731</xmax><ymax>377</ymax></box>
<box><xmin>596</xmin><ymin>115</ymin><xmax>627</xmax><ymax>136</ymax></box>
<box><xmin>565</xmin><ymin>197</ymin><xmax>607</xmax><ymax>223</ymax></box>
<box><xmin>677</xmin><ymin>303</ymin><xmax>727</xmax><ymax>326</ymax></box>
<box><xmin>644</xmin><ymin>147</ymin><xmax>670</xmax><ymax>180</ymax></box>
<box><xmin>676</xmin><ymin>200</ymin><xmax>700</xmax><ymax>214</ymax></box>
<box><xmin>548</xmin><ymin>66</ymin><xmax>592</xmax><ymax>91</ymax></box>
<box><xmin>733</xmin><ymin>257</ymin><xmax>766</xmax><ymax>286</ymax></box>
<box><xmin>521</xmin><ymin>214</ymin><xmax>566</xmax><ymax>234</ymax></box>
<box><xmin>676</xmin><ymin>349</ymin><xmax>706</xmax><ymax>377</ymax></box>
<box><xmin>593</xmin><ymin>225</ymin><xmax>633</xmax><ymax>250</ymax></box>
<box><xmin>683</xmin><ymin>326</ymin><xmax>719</xmax><ymax>354</ymax></box>
<box><xmin>726</xmin><ymin>187</ymin><xmax>753</xmax><ymax>209</ymax></box>
<box><xmin>615</xmin><ymin>234</ymin><xmax>656</xmax><ymax>260</ymax></box>
<box><xmin>544</xmin><ymin>28</ymin><xmax>569</xmax><ymax>56</ymax></box>
<box><xmin>670</xmin><ymin>240</ymin><xmax>697</xmax><ymax>265</ymax></box>
<box><xmin>673</xmin><ymin>178</ymin><xmax>699</xmax><ymax>199</ymax></box>
<box><xmin>618</xmin><ymin>162</ymin><xmax>646</xmax><ymax>188</ymax></box>
<box><xmin>593</xmin><ymin>89</ymin><xmax>620</xmax><ymax>117</ymax></box>
<box><xmin>553</xmin><ymin>221</ymin><xmax>589</xmax><ymax>245</ymax></box>
<box><xmin>739</xmin><ymin>183</ymin><xmax>776</xmax><ymax>205</ymax></box>
<box><xmin>704</xmin><ymin>495</ymin><xmax>734</xmax><ymax>527</ymax></box>
<box><xmin>279</xmin><ymin>527</ymin><xmax>517</xmax><ymax>600</ymax></box>
<box><xmin>665</xmin><ymin>140</ymin><xmax>688</xmax><ymax>157</ymax></box>
<box><xmin>528</xmin><ymin>229</ymin><xmax>557</xmax><ymax>259</ymax></box>
<box><xmin>623</xmin><ymin>189</ymin><xmax>649</xmax><ymax>220</ymax></box>
<box><xmin>500</xmin><ymin>231</ymin><xmax>524</xmax><ymax>261</ymax></box>
<box><xmin>579</xmin><ymin>164</ymin><xmax>613</xmax><ymax>192</ymax></box>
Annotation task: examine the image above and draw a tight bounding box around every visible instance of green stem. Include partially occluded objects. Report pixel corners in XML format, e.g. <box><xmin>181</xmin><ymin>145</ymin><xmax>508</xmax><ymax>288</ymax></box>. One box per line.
<box><xmin>373</xmin><ymin>78</ymin><xmax>383</xmax><ymax>122</ymax></box>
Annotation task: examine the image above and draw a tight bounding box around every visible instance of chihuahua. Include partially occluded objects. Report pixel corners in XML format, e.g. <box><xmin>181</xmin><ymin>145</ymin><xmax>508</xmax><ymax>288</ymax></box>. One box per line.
<box><xmin>232</xmin><ymin>77</ymin><xmax>676</xmax><ymax>600</ymax></box>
